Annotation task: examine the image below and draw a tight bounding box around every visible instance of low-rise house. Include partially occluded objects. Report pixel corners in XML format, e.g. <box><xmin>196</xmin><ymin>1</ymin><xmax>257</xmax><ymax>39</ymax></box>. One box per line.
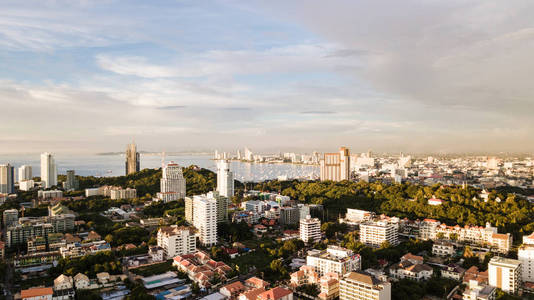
<box><xmin>21</xmin><ymin>287</ymin><xmax>53</xmax><ymax>300</ymax></box>
<box><xmin>257</xmin><ymin>287</ymin><xmax>293</xmax><ymax>300</ymax></box>
<box><xmin>173</xmin><ymin>251</ymin><xmax>233</xmax><ymax>289</ymax></box>
<box><xmin>149</xmin><ymin>246</ymin><xmax>165</xmax><ymax>262</ymax></box>
<box><xmin>463</xmin><ymin>280</ymin><xmax>496</xmax><ymax>300</ymax></box>
<box><xmin>433</xmin><ymin>240</ymin><xmax>455</xmax><ymax>257</ymax></box>
<box><xmin>463</xmin><ymin>266</ymin><xmax>488</xmax><ymax>285</ymax></box>
<box><xmin>96</xmin><ymin>272</ymin><xmax>111</xmax><ymax>284</ymax></box>
<box><xmin>441</xmin><ymin>264</ymin><xmax>465</xmax><ymax>281</ymax></box>
<box><xmin>244</xmin><ymin>277</ymin><xmax>269</xmax><ymax>289</ymax></box>
<box><xmin>238</xmin><ymin>288</ymin><xmax>265</xmax><ymax>300</ymax></box>
<box><xmin>220</xmin><ymin>281</ymin><xmax>246</xmax><ymax>299</ymax></box>
<box><xmin>318</xmin><ymin>273</ymin><xmax>340</xmax><ymax>300</ymax></box>
<box><xmin>73</xmin><ymin>273</ymin><xmax>90</xmax><ymax>290</ymax></box>
<box><xmin>389</xmin><ymin>253</ymin><xmax>433</xmax><ymax>281</ymax></box>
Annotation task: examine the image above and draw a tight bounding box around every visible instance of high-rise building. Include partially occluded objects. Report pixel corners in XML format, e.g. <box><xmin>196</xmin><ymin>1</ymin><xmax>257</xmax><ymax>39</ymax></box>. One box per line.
<box><xmin>63</xmin><ymin>170</ymin><xmax>79</xmax><ymax>190</ymax></box>
<box><xmin>3</xmin><ymin>209</ymin><xmax>18</xmax><ymax>228</ymax></box>
<box><xmin>488</xmin><ymin>257</ymin><xmax>521</xmax><ymax>294</ymax></box>
<box><xmin>41</xmin><ymin>152</ymin><xmax>58</xmax><ymax>189</ymax></box>
<box><xmin>339</xmin><ymin>271</ymin><xmax>391</xmax><ymax>300</ymax></box>
<box><xmin>300</xmin><ymin>215</ymin><xmax>321</xmax><ymax>243</ymax></box>
<box><xmin>157</xmin><ymin>225</ymin><xmax>196</xmax><ymax>259</ymax></box>
<box><xmin>185</xmin><ymin>197</ymin><xmax>194</xmax><ymax>224</ymax></box>
<box><xmin>519</xmin><ymin>232</ymin><xmax>534</xmax><ymax>282</ymax></box>
<box><xmin>0</xmin><ymin>164</ymin><xmax>15</xmax><ymax>194</ymax></box>
<box><xmin>320</xmin><ymin>147</ymin><xmax>350</xmax><ymax>181</ymax></box>
<box><xmin>157</xmin><ymin>163</ymin><xmax>186</xmax><ymax>202</ymax></box>
<box><xmin>125</xmin><ymin>142</ymin><xmax>140</xmax><ymax>175</ymax></box>
<box><xmin>216</xmin><ymin>159</ymin><xmax>234</xmax><ymax>198</ymax></box>
<box><xmin>192</xmin><ymin>195</ymin><xmax>218</xmax><ymax>246</ymax></box>
<box><xmin>280</xmin><ymin>207</ymin><xmax>300</xmax><ymax>225</ymax></box>
<box><xmin>18</xmin><ymin>165</ymin><xmax>32</xmax><ymax>182</ymax></box>
<box><xmin>359</xmin><ymin>220</ymin><xmax>399</xmax><ymax>248</ymax></box>
<box><xmin>186</xmin><ymin>192</ymin><xmax>228</xmax><ymax>226</ymax></box>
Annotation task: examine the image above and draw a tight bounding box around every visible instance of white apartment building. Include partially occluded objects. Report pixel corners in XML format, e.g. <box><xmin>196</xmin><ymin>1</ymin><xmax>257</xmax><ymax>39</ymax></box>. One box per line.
<box><xmin>320</xmin><ymin>147</ymin><xmax>350</xmax><ymax>182</ymax></box>
<box><xmin>339</xmin><ymin>271</ymin><xmax>391</xmax><ymax>300</ymax></box>
<box><xmin>38</xmin><ymin>190</ymin><xmax>63</xmax><ymax>199</ymax></box>
<box><xmin>157</xmin><ymin>163</ymin><xmax>186</xmax><ymax>202</ymax></box>
<box><xmin>518</xmin><ymin>232</ymin><xmax>534</xmax><ymax>283</ymax></box>
<box><xmin>110</xmin><ymin>188</ymin><xmax>136</xmax><ymax>200</ymax></box>
<box><xmin>157</xmin><ymin>225</ymin><xmax>196</xmax><ymax>259</ymax></box>
<box><xmin>359</xmin><ymin>220</ymin><xmax>399</xmax><ymax>248</ymax></box>
<box><xmin>18</xmin><ymin>165</ymin><xmax>32</xmax><ymax>182</ymax></box>
<box><xmin>432</xmin><ymin>240</ymin><xmax>455</xmax><ymax>257</ymax></box>
<box><xmin>300</xmin><ymin>215</ymin><xmax>321</xmax><ymax>243</ymax></box>
<box><xmin>0</xmin><ymin>164</ymin><xmax>14</xmax><ymax>194</ymax></box>
<box><xmin>41</xmin><ymin>152</ymin><xmax>57</xmax><ymax>188</ymax></box>
<box><xmin>19</xmin><ymin>180</ymin><xmax>34</xmax><ymax>191</ymax></box>
<box><xmin>192</xmin><ymin>195</ymin><xmax>218</xmax><ymax>246</ymax></box>
<box><xmin>217</xmin><ymin>159</ymin><xmax>234</xmax><ymax>198</ymax></box>
<box><xmin>342</xmin><ymin>209</ymin><xmax>373</xmax><ymax>225</ymax></box>
<box><xmin>488</xmin><ymin>257</ymin><xmax>521</xmax><ymax>294</ymax></box>
<box><xmin>463</xmin><ymin>280</ymin><xmax>496</xmax><ymax>300</ymax></box>
<box><xmin>306</xmin><ymin>246</ymin><xmax>361</xmax><ymax>276</ymax></box>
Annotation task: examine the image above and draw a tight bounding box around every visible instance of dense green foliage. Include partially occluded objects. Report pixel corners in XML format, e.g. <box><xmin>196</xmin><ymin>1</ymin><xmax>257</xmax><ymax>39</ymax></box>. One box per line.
<box><xmin>105</xmin><ymin>226</ymin><xmax>150</xmax><ymax>246</ymax></box>
<box><xmin>51</xmin><ymin>251</ymin><xmax>121</xmax><ymax>278</ymax></box>
<box><xmin>255</xmin><ymin>180</ymin><xmax>534</xmax><ymax>241</ymax></box>
<box><xmin>296</xmin><ymin>284</ymin><xmax>320</xmax><ymax>297</ymax></box>
<box><xmin>392</xmin><ymin>277</ymin><xmax>457</xmax><ymax>300</ymax></box>
<box><xmin>130</xmin><ymin>260</ymin><xmax>174</xmax><ymax>277</ymax></box>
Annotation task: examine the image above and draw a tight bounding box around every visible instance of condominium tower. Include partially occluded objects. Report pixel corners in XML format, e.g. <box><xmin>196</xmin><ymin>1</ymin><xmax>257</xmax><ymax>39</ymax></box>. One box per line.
<box><xmin>300</xmin><ymin>215</ymin><xmax>321</xmax><ymax>243</ymax></box>
<box><xmin>125</xmin><ymin>142</ymin><xmax>140</xmax><ymax>175</ymax></box>
<box><xmin>18</xmin><ymin>165</ymin><xmax>32</xmax><ymax>182</ymax></box>
<box><xmin>339</xmin><ymin>271</ymin><xmax>391</xmax><ymax>300</ymax></box>
<box><xmin>320</xmin><ymin>147</ymin><xmax>350</xmax><ymax>181</ymax></box>
<box><xmin>216</xmin><ymin>159</ymin><xmax>234</xmax><ymax>198</ymax></box>
<box><xmin>157</xmin><ymin>163</ymin><xmax>186</xmax><ymax>202</ymax></box>
<box><xmin>157</xmin><ymin>225</ymin><xmax>196</xmax><ymax>259</ymax></box>
<box><xmin>191</xmin><ymin>195</ymin><xmax>218</xmax><ymax>246</ymax></box>
<box><xmin>40</xmin><ymin>153</ymin><xmax>57</xmax><ymax>189</ymax></box>
<box><xmin>0</xmin><ymin>164</ymin><xmax>15</xmax><ymax>194</ymax></box>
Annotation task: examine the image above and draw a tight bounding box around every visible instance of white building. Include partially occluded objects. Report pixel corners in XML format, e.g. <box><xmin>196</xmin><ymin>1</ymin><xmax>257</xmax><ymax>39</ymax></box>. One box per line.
<box><xmin>192</xmin><ymin>195</ymin><xmax>218</xmax><ymax>246</ymax></box>
<box><xmin>432</xmin><ymin>240</ymin><xmax>455</xmax><ymax>257</ymax></box>
<box><xmin>110</xmin><ymin>188</ymin><xmax>136</xmax><ymax>199</ymax></box>
<box><xmin>41</xmin><ymin>152</ymin><xmax>57</xmax><ymax>188</ymax></box>
<box><xmin>157</xmin><ymin>163</ymin><xmax>186</xmax><ymax>202</ymax></box>
<box><xmin>38</xmin><ymin>190</ymin><xmax>63</xmax><ymax>199</ymax></box>
<box><xmin>0</xmin><ymin>164</ymin><xmax>14</xmax><ymax>194</ymax></box>
<box><xmin>306</xmin><ymin>246</ymin><xmax>361</xmax><ymax>276</ymax></box>
<box><xmin>18</xmin><ymin>165</ymin><xmax>32</xmax><ymax>182</ymax></box>
<box><xmin>359</xmin><ymin>221</ymin><xmax>399</xmax><ymax>248</ymax></box>
<box><xmin>518</xmin><ymin>232</ymin><xmax>534</xmax><ymax>283</ymax></box>
<box><xmin>488</xmin><ymin>257</ymin><xmax>521</xmax><ymax>294</ymax></box>
<box><xmin>300</xmin><ymin>215</ymin><xmax>321</xmax><ymax>243</ymax></box>
<box><xmin>339</xmin><ymin>271</ymin><xmax>391</xmax><ymax>300</ymax></box>
<box><xmin>217</xmin><ymin>159</ymin><xmax>234</xmax><ymax>198</ymax></box>
<box><xmin>320</xmin><ymin>147</ymin><xmax>350</xmax><ymax>182</ymax></box>
<box><xmin>463</xmin><ymin>280</ymin><xmax>496</xmax><ymax>300</ymax></box>
<box><xmin>157</xmin><ymin>225</ymin><xmax>196</xmax><ymax>259</ymax></box>
<box><xmin>19</xmin><ymin>180</ymin><xmax>35</xmax><ymax>191</ymax></box>
<box><xmin>342</xmin><ymin>209</ymin><xmax>373</xmax><ymax>224</ymax></box>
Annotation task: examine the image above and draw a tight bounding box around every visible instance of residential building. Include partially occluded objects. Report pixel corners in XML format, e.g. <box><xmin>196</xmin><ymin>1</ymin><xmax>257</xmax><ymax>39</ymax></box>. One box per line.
<box><xmin>6</xmin><ymin>222</ymin><xmax>54</xmax><ymax>247</ymax></box>
<box><xmin>488</xmin><ymin>257</ymin><xmax>521</xmax><ymax>294</ymax></box>
<box><xmin>185</xmin><ymin>196</ymin><xmax>194</xmax><ymax>224</ymax></box>
<box><xmin>300</xmin><ymin>215</ymin><xmax>321</xmax><ymax>243</ymax></box>
<box><xmin>41</xmin><ymin>152</ymin><xmax>57</xmax><ymax>188</ymax></box>
<box><xmin>53</xmin><ymin>274</ymin><xmax>75</xmax><ymax>299</ymax></box>
<box><xmin>156</xmin><ymin>225</ymin><xmax>196</xmax><ymax>259</ymax></box>
<box><xmin>341</xmin><ymin>209</ymin><xmax>373</xmax><ymax>225</ymax></box>
<box><xmin>19</xmin><ymin>180</ymin><xmax>35</xmax><ymax>191</ymax></box>
<box><xmin>441</xmin><ymin>264</ymin><xmax>465</xmax><ymax>281</ymax></box>
<box><xmin>359</xmin><ymin>220</ymin><xmax>399</xmax><ymax>248</ymax></box>
<box><xmin>339</xmin><ymin>271</ymin><xmax>391</xmax><ymax>300</ymax></box>
<box><xmin>110</xmin><ymin>187</ymin><xmax>136</xmax><ymax>199</ymax></box>
<box><xmin>63</xmin><ymin>170</ymin><xmax>79</xmax><ymax>190</ymax></box>
<box><xmin>157</xmin><ymin>162</ymin><xmax>186</xmax><ymax>202</ymax></box>
<box><xmin>306</xmin><ymin>246</ymin><xmax>361</xmax><ymax>276</ymax></box>
<box><xmin>73</xmin><ymin>273</ymin><xmax>90</xmax><ymax>290</ymax></box>
<box><xmin>18</xmin><ymin>165</ymin><xmax>32</xmax><ymax>182</ymax></box>
<box><xmin>280</xmin><ymin>207</ymin><xmax>300</xmax><ymax>225</ymax></box>
<box><xmin>220</xmin><ymin>281</ymin><xmax>246</xmax><ymax>299</ymax></box>
<box><xmin>192</xmin><ymin>194</ymin><xmax>218</xmax><ymax>246</ymax></box>
<box><xmin>3</xmin><ymin>208</ymin><xmax>18</xmax><ymax>227</ymax></box>
<box><xmin>320</xmin><ymin>147</ymin><xmax>350</xmax><ymax>181</ymax></box>
<box><xmin>38</xmin><ymin>190</ymin><xmax>63</xmax><ymax>199</ymax></box>
<box><xmin>432</xmin><ymin>240</ymin><xmax>455</xmax><ymax>256</ymax></box>
<box><xmin>125</xmin><ymin>142</ymin><xmax>140</xmax><ymax>175</ymax></box>
<box><xmin>21</xmin><ymin>287</ymin><xmax>53</xmax><ymax>300</ymax></box>
<box><xmin>389</xmin><ymin>253</ymin><xmax>433</xmax><ymax>281</ymax></box>
<box><xmin>173</xmin><ymin>251</ymin><xmax>232</xmax><ymax>289</ymax></box>
<box><xmin>319</xmin><ymin>273</ymin><xmax>340</xmax><ymax>300</ymax></box>
<box><xmin>217</xmin><ymin>159</ymin><xmax>234</xmax><ymax>198</ymax></box>
<box><xmin>518</xmin><ymin>232</ymin><xmax>534</xmax><ymax>283</ymax></box>
<box><xmin>257</xmin><ymin>287</ymin><xmax>293</xmax><ymax>300</ymax></box>
<box><xmin>0</xmin><ymin>164</ymin><xmax>15</xmax><ymax>194</ymax></box>
<box><xmin>463</xmin><ymin>280</ymin><xmax>496</xmax><ymax>300</ymax></box>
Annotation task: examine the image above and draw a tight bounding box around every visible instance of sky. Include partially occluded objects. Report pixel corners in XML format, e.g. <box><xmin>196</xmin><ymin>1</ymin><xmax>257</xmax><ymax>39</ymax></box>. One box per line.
<box><xmin>1</xmin><ymin>0</ymin><xmax>534</xmax><ymax>154</ymax></box>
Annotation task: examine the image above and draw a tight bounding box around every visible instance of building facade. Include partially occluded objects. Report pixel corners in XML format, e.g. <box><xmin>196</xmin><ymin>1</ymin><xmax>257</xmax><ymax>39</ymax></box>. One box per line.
<box><xmin>320</xmin><ymin>147</ymin><xmax>350</xmax><ymax>182</ymax></box>
<box><xmin>217</xmin><ymin>159</ymin><xmax>234</xmax><ymax>198</ymax></box>
<box><xmin>488</xmin><ymin>257</ymin><xmax>521</xmax><ymax>294</ymax></box>
<box><xmin>300</xmin><ymin>216</ymin><xmax>321</xmax><ymax>243</ymax></box>
<box><xmin>157</xmin><ymin>225</ymin><xmax>196</xmax><ymax>259</ymax></box>
<box><xmin>157</xmin><ymin>163</ymin><xmax>186</xmax><ymax>202</ymax></box>
<box><xmin>307</xmin><ymin>246</ymin><xmax>361</xmax><ymax>276</ymax></box>
<box><xmin>41</xmin><ymin>152</ymin><xmax>57</xmax><ymax>189</ymax></box>
<box><xmin>339</xmin><ymin>271</ymin><xmax>391</xmax><ymax>300</ymax></box>
<box><xmin>192</xmin><ymin>195</ymin><xmax>218</xmax><ymax>246</ymax></box>
<box><xmin>0</xmin><ymin>164</ymin><xmax>15</xmax><ymax>194</ymax></box>
<box><xmin>359</xmin><ymin>221</ymin><xmax>399</xmax><ymax>248</ymax></box>
<box><xmin>125</xmin><ymin>142</ymin><xmax>140</xmax><ymax>175</ymax></box>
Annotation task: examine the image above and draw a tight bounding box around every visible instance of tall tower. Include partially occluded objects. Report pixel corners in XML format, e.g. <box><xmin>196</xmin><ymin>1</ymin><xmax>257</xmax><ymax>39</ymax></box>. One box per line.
<box><xmin>216</xmin><ymin>159</ymin><xmax>234</xmax><ymax>198</ymax></box>
<box><xmin>40</xmin><ymin>153</ymin><xmax>57</xmax><ymax>188</ymax></box>
<box><xmin>125</xmin><ymin>142</ymin><xmax>140</xmax><ymax>175</ymax></box>
<box><xmin>18</xmin><ymin>165</ymin><xmax>32</xmax><ymax>182</ymax></box>
<box><xmin>157</xmin><ymin>162</ymin><xmax>186</xmax><ymax>202</ymax></box>
<box><xmin>0</xmin><ymin>164</ymin><xmax>15</xmax><ymax>194</ymax></box>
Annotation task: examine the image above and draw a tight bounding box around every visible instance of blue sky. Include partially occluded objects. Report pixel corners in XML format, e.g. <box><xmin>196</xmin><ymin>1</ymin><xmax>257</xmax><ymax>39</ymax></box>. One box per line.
<box><xmin>1</xmin><ymin>0</ymin><xmax>534</xmax><ymax>154</ymax></box>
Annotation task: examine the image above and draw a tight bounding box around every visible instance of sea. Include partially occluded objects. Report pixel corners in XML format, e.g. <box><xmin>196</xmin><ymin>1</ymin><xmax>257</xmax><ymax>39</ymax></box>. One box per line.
<box><xmin>0</xmin><ymin>154</ymin><xmax>319</xmax><ymax>182</ymax></box>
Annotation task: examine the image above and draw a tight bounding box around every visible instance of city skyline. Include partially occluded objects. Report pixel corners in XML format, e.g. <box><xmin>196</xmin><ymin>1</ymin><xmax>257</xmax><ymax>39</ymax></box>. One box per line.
<box><xmin>2</xmin><ymin>1</ymin><xmax>534</xmax><ymax>154</ymax></box>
